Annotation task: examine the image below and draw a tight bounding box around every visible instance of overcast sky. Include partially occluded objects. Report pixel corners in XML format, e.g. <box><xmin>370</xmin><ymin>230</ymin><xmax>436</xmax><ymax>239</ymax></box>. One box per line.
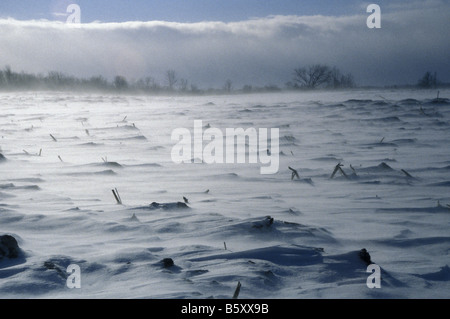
<box><xmin>0</xmin><ymin>0</ymin><xmax>449</xmax><ymax>88</ymax></box>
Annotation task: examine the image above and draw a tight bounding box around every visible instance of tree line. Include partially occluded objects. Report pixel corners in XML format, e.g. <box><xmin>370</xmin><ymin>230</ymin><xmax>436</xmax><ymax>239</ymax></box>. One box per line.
<box><xmin>288</xmin><ymin>64</ymin><xmax>355</xmax><ymax>89</ymax></box>
<box><xmin>0</xmin><ymin>66</ymin><xmax>188</xmax><ymax>94</ymax></box>
<box><xmin>0</xmin><ymin>64</ymin><xmax>446</xmax><ymax>94</ymax></box>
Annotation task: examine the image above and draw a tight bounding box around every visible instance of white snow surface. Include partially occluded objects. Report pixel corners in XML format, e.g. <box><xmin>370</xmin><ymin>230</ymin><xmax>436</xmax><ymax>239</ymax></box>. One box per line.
<box><xmin>0</xmin><ymin>89</ymin><xmax>449</xmax><ymax>299</ymax></box>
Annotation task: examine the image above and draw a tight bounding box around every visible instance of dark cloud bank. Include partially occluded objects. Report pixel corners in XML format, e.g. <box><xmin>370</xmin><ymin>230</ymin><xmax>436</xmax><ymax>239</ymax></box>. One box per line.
<box><xmin>0</xmin><ymin>1</ymin><xmax>449</xmax><ymax>90</ymax></box>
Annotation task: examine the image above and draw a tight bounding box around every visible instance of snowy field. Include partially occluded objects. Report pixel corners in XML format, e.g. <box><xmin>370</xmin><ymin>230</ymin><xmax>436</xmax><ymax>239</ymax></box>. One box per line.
<box><xmin>0</xmin><ymin>88</ymin><xmax>449</xmax><ymax>299</ymax></box>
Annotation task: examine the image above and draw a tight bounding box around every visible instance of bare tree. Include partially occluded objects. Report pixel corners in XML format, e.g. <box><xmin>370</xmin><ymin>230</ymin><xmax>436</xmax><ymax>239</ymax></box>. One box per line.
<box><xmin>179</xmin><ymin>78</ymin><xmax>188</xmax><ymax>92</ymax></box>
<box><xmin>293</xmin><ymin>64</ymin><xmax>331</xmax><ymax>89</ymax></box>
<box><xmin>166</xmin><ymin>70</ymin><xmax>177</xmax><ymax>90</ymax></box>
<box><xmin>224</xmin><ymin>79</ymin><xmax>233</xmax><ymax>93</ymax></box>
<box><xmin>329</xmin><ymin>67</ymin><xmax>355</xmax><ymax>89</ymax></box>
<box><xmin>418</xmin><ymin>71</ymin><xmax>437</xmax><ymax>88</ymax></box>
<box><xmin>86</xmin><ymin>75</ymin><xmax>109</xmax><ymax>90</ymax></box>
<box><xmin>114</xmin><ymin>75</ymin><xmax>128</xmax><ymax>90</ymax></box>
<box><xmin>3</xmin><ymin>65</ymin><xmax>12</xmax><ymax>85</ymax></box>
<box><xmin>340</xmin><ymin>73</ymin><xmax>355</xmax><ymax>88</ymax></box>
<box><xmin>146</xmin><ymin>76</ymin><xmax>162</xmax><ymax>91</ymax></box>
